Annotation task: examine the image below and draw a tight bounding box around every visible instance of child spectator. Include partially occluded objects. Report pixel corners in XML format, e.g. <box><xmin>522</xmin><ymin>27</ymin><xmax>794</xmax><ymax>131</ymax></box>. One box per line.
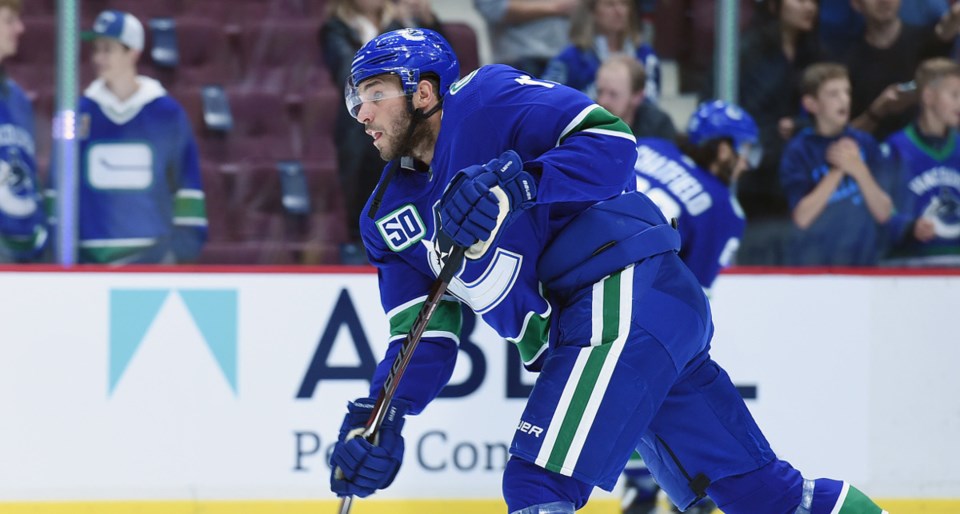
<box><xmin>880</xmin><ymin>57</ymin><xmax>960</xmax><ymax>266</ymax></box>
<box><xmin>780</xmin><ymin>62</ymin><xmax>892</xmax><ymax>265</ymax></box>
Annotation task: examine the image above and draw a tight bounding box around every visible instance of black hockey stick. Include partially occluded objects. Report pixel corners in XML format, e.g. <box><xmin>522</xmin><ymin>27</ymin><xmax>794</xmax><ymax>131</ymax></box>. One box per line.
<box><xmin>337</xmin><ymin>245</ymin><xmax>465</xmax><ymax>514</ymax></box>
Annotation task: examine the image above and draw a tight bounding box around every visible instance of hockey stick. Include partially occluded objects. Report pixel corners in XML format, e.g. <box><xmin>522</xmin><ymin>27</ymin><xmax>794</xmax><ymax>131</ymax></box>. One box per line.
<box><xmin>337</xmin><ymin>245</ymin><xmax>466</xmax><ymax>514</ymax></box>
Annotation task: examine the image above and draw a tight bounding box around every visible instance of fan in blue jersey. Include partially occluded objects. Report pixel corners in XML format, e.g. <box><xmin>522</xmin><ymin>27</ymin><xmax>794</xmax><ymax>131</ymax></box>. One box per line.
<box><xmin>0</xmin><ymin>0</ymin><xmax>47</xmax><ymax>263</ymax></box>
<box><xmin>329</xmin><ymin>28</ymin><xmax>887</xmax><ymax>514</ymax></box>
<box><xmin>49</xmin><ymin>10</ymin><xmax>207</xmax><ymax>264</ymax></box>
<box><xmin>880</xmin><ymin>58</ymin><xmax>960</xmax><ymax>266</ymax></box>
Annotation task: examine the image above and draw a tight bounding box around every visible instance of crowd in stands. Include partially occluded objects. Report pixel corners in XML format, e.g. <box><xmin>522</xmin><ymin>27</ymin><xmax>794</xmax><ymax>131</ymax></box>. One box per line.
<box><xmin>0</xmin><ymin>0</ymin><xmax>958</xmax><ymax>269</ymax></box>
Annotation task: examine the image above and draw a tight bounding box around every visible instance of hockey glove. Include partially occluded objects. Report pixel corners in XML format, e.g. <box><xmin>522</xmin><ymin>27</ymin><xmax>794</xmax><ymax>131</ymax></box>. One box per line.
<box><xmin>329</xmin><ymin>397</ymin><xmax>410</xmax><ymax>498</ymax></box>
<box><xmin>439</xmin><ymin>150</ymin><xmax>537</xmax><ymax>259</ymax></box>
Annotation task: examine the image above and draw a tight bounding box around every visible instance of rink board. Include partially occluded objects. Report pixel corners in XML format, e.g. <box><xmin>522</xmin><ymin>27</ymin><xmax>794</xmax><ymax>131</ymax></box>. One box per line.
<box><xmin>0</xmin><ymin>266</ymin><xmax>957</xmax><ymax>510</ymax></box>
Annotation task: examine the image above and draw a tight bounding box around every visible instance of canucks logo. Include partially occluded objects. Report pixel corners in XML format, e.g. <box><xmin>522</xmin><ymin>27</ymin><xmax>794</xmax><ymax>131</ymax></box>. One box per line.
<box><xmin>0</xmin><ymin>148</ymin><xmax>38</xmax><ymax>218</ymax></box>
<box><xmin>376</xmin><ymin>204</ymin><xmax>425</xmax><ymax>252</ymax></box>
<box><xmin>924</xmin><ymin>188</ymin><xmax>960</xmax><ymax>239</ymax></box>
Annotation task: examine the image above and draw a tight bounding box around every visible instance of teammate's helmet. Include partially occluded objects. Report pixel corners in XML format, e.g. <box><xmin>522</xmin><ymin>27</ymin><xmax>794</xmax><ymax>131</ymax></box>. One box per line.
<box><xmin>346</xmin><ymin>28</ymin><xmax>459</xmax><ymax>117</ymax></box>
<box><xmin>687</xmin><ymin>100</ymin><xmax>762</xmax><ymax>168</ymax></box>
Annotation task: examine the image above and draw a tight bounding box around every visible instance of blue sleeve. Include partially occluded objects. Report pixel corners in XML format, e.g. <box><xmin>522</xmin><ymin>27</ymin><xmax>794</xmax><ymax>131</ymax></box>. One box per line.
<box><xmin>171</xmin><ymin>107</ymin><xmax>207</xmax><ymax>262</ymax></box>
<box><xmin>636</xmin><ymin>44</ymin><xmax>661</xmax><ymax>102</ymax></box>
<box><xmin>363</xmin><ymin>246</ymin><xmax>462</xmax><ymax>415</ymax></box>
<box><xmin>876</xmin><ymin>142</ymin><xmax>913</xmax><ymax>243</ymax></box>
<box><xmin>541</xmin><ymin>47</ymin><xmax>574</xmax><ymax>85</ymax></box>
<box><xmin>779</xmin><ymin>137</ymin><xmax>815</xmax><ymax>210</ymax></box>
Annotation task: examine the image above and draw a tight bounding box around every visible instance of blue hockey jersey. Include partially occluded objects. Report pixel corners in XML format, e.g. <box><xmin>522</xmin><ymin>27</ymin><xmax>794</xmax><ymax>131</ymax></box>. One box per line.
<box><xmin>633</xmin><ymin>138</ymin><xmax>745</xmax><ymax>290</ymax></box>
<box><xmin>881</xmin><ymin>124</ymin><xmax>960</xmax><ymax>264</ymax></box>
<box><xmin>57</xmin><ymin>77</ymin><xmax>206</xmax><ymax>264</ymax></box>
<box><xmin>542</xmin><ymin>39</ymin><xmax>661</xmax><ymax>103</ymax></box>
<box><xmin>0</xmin><ymin>78</ymin><xmax>47</xmax><ymax>262</ymax></box>
<box><xmin>359</xmin><ymin>65</ymin><xmax>638</xmax><ymax>413</ymax></box>
<box><xmin>779</xmin><ymin>126</ymin><xmax>884</xmax><ymax>266</ymax></box>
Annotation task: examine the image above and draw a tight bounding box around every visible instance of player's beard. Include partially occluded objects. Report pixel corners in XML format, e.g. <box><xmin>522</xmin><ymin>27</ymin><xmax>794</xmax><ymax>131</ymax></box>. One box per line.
<box><xmin>379</xmin><ymin>107</ymin><xmax>433</xmax><ymax>162</ymax></box>
<box><xmin>714</xmin><ymin>154</ymin><xmax>737</xmax><ymax>186</ymax></box>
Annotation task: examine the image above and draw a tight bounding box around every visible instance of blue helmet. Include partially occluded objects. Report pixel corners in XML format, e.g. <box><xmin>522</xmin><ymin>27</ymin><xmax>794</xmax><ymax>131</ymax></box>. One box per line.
<box><xmin>349</xmin><ymin>28</ymin><xmax>459</xmax><ymax>98</ymax></box>
<box><xmin>687</xmin><ymin>100</ymin><xmax>762</xmax><ymax>168</ymax></box>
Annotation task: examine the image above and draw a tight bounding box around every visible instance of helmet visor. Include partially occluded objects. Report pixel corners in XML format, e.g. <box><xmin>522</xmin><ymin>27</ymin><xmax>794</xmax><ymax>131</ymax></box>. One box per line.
<box><xmin>345</xmin><ymin>76</ymin><xmax>408</xmax><ymax>119</ymax></box>
<box><xmin>739</xmin><ymin>142</ymin><xmax>762</xmax><ymax>169</ymax></box>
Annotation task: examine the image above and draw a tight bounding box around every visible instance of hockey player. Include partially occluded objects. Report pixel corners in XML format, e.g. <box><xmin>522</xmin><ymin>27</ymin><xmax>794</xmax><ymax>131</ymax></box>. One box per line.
<box><xmin>881</xmin><ymin>57</ymin><xmax>960</xmax><ymax>266</ymax></box>
<box><xmin>329</xmin><ymin>28</ymin><xmax>888</xmax><ymax>514</ymax></box>
<box><xmin>0</xmin><ymin>0</ymin><xmax>47</xmax><ymax>262</ymax></box>
<box><xmin>634</xmin><ymin>100</ymin><xmax>760</xmax><ymax>293</ymax></box>
<box><xmin>55</xmin><ymin>10</ymin><xmax>206</xmax><ymax>264</ymax></box>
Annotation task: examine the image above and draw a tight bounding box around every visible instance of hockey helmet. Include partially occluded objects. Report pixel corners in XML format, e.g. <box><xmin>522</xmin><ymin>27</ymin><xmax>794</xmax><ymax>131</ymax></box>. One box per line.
<box><xmin>346</xmin><ymin>28</ymin><xmax>460</xmax><ymax>118</ymax></box>
<box><xmin>687</xmin><ymin>100</ymin><xmax>762</xmax><ymax>168</ymax></box>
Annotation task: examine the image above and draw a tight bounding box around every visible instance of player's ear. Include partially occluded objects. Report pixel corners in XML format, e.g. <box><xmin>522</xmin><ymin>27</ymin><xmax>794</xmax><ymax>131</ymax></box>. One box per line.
<box><xmin>414</xmin><ymin>78</ymin><xmax>438</xmax><ymax>109</ymax></box>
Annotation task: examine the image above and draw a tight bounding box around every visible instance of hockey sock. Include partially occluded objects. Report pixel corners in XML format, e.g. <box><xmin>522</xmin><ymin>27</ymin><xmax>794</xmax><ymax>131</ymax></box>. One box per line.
<box><xmin>797</xmin><ymin>479</ymin><xmax>888</xmax><ymax>514</ymax></box>
<box><xmin>502</xmin><ymin>457</ymin><xmax>593</xmax><ymax>513</ymax></box>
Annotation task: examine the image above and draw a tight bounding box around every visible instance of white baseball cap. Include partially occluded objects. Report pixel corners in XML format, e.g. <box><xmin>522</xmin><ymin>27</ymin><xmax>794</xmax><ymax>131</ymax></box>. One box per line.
<box><xmin>81</xmin><ymin>10</ymin><xmax>144</xmax><ymax>52</ymax></box>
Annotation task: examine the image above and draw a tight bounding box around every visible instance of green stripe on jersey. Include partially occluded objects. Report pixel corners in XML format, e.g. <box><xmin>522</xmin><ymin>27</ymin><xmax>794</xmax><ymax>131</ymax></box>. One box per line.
<box><xmin>558</xmin><ymin>105</ymin><xmax>635</xmax><ymax>145</ymax></box>
<box><xmin>512</xmin><ymin>312</ymin><xmax>549</xmax><ymax>365</ymax></box>
<box><xmin>174</xmin><ymin>191</ymin><xmax>207</xmax><ymax>220</ymax></box>
<box><xmin>543</xmin><ymin>270</ymin><xmax>623</xmax><ymax>473</ymax></box>
<box><xmin>389</xmin><ymin>299</ymin><xmax>462</xmax><ymax>338</ymax></box>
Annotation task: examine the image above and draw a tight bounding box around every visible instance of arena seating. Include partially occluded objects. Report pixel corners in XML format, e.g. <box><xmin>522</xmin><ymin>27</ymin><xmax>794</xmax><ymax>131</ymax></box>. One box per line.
<box><xmin>18</xmin><ymin>1</ymin><xmax>482</xmax><ymax>265</ymax></box>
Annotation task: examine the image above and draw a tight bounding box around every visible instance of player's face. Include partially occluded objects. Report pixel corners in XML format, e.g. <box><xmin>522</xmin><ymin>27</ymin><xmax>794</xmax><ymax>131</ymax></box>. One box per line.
<box><xmin>779</xmin><ymin>0</ymin><xmax>818</xmax><ymax>32</ymax></box>
<box><xmin>813</xmin><ymin>77</ymin><xmax>851</xmax><ymax>133</ymax></box>
<box><xmin>92</xmin><ymin>38</ymin><xmax>137</xmax><ymax>82</ymax></box>
<box><xmin>595</xmin><ymin>63</ymin><xmax>638</xmax><ymax>120</ymax></box>
<box><xmin>355</xmin><ymin>76</ymin><xmax>413</xmax><ymax>161</ymax></box>
<box><xmin>593</xmin><ymin>0</ymin><xmax>631</xmax><ymax>36</ymax></box>
<box><xmin>0</xmin><ymin>7</ymin><xmax>24</xmax><ymax>62</ymax></box>
<box><xmin>928</xmin><ymin>76</ymin><xmax>960</xmax><ymax>129</ymax></box>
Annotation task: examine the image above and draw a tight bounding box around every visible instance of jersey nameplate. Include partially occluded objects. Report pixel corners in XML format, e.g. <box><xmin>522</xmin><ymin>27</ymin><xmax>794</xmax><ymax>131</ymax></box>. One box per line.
<box><xmin>376</xmin><ymin>204</ymin><xmax>426</xmax><ymax>252</ymax></box>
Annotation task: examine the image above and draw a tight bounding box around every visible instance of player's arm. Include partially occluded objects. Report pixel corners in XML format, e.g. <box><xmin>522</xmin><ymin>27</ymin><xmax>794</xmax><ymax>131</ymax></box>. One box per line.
<box><xmin>171</xmin><ymin>109</ymin><xmax>207</xmax><ymax>262</ymax></box>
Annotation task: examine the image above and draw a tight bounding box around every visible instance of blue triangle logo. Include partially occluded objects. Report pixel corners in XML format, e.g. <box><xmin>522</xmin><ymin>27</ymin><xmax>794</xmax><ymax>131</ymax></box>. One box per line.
<box><xmin>109</xmin><ymin>289</ymin><xmax>170</xmax><ymax>394</ymax></box>
<box><xmin>179</xmin><ymin>289</ymin><xmax>238</xmax><ymax>393</ymax></box>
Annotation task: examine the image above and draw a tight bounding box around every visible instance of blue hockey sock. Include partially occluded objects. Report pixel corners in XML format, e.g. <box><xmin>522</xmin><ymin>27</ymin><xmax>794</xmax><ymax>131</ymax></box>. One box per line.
<box><xmin>502</xmin><ymin>457</ymin><xmax>593</xmax><ymax>513</ymax></box>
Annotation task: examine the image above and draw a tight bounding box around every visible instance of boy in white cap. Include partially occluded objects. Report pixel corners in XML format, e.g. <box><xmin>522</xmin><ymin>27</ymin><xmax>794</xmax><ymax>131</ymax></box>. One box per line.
<box><xmin>0</xmin><ymin>0</ymin><xmax>47</xmax><ymax>262</ymax></box>
<box><xmin>52</xmin><ymin>10</ymin><xmax>207</xmax><ymax>263</ymax></box>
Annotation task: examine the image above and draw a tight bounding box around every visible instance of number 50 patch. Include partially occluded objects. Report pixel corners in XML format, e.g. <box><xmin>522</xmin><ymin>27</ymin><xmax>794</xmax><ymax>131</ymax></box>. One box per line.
<box><xmin>376</xmin><ymin>204</ymin><xmax>426</xmax><ymax>252</ymax></box>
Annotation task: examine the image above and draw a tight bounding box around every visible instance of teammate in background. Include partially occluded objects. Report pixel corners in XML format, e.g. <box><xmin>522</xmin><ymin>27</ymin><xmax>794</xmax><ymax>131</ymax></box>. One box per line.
<box><xmin>329</xmin><ymin>28</ymin><xmax>888</xmax><ymax>514</ymax></box>
<box><xmin>621</xmin><ymin>100</ymin><xmax>759</xmax><ymax>514</ymax></box>
<box><xmin>0</xmin><ymin>0</ymin><xmax>47</xmax><ymax>263</ymax></box>
<box><xmin>542</xmin><ymin>0</ymin><xmax>661</xmax><ymax>102</ymax></box>
<box><xmin>880</xmin><ymin>57</ymin><xmax>960</xmax><ymax>266</ymax></box>
<box><xmin>780</xmin><ymin>62</ymin><xmax>892</xmax><ymax>266</ymax></box>
<box><xmin>595</xmin><ymin>55</ymin><xmax>675</xmax><ymax>141</ymax></box>
<box><xmin>50</xmin><ymin>10</ymin><xmax>206</xmax><ymax>264</ymax></box>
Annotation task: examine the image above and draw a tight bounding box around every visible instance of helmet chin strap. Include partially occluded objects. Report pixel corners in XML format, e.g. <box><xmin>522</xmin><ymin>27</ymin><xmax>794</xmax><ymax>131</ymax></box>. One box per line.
<box><xmin>366</xmin><ymin>95</ymin><xmax>443</xmax><ymax>220</ymax></box>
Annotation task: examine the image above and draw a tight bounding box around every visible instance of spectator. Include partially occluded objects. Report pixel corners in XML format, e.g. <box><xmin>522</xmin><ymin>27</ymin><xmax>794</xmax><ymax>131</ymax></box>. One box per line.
<box><xmin>780</xmin><ymin>62</ymin><xmax>892</xmax><ymax>266</ymax></box>
<box><xmin>842</xmin><ymin>0</ymin><xmax>960</xmax><ymax>140</ymax></box>
<box><xmin>473</xmin><ymin>0</ymin><xmax>575</xmax><ymax>76</ymax></box>
<box><xmin>594</xmin><ymin>55</ymin><xmax>674</xmax><ymax>141</ymax></box>
<box><xmin>320</xmin><ymin>0</ymin><xmax>443</xmax><ymax>264</ymax></box>
<box><xmin>59</xmin><ymin>10</ymin><xmax>206</xmax><ymax>264</ymax></box>
<box><xmin>0</xmin><ymin>0</ymin><xmax>47</xmax><ymax>263</ymax></box>
<box><xmin>718</xmin><ymin>0</ymin><xmax>823</xmax><ymax>265</ymax></box>
<box><xmin>542</xmin><ymin>0</ymin><xmax>660</xmax><ymax>102</ymax></box>
<box><xmin>880</xmin><ymin>58</ymin><xmax>960</xmax><ymax>266</ymax></box>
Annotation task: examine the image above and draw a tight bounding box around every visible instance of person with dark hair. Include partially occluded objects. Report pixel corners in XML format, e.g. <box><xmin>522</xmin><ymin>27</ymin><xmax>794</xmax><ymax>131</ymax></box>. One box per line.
<box><xmin>594</xmin><ymin>54</ymin><xmax>675</xmax><ymax>141</ymax></box>
<box><xmin>841</xmin><ymin>0</ymin><xmax>960</xmax><ymax>141</ymax></box>
<box><xmin>780</xmin><ymin>62</ymin><xmax>892</xmax><ymax>266</ymax></box>
<box><xmin>0</xmin><ymin>0</ymin><xmax>46</xmax><ymax>263</ymax></box>
<box><xmin>327</xmin><ymin>27</ymin><xmax>888</xmax><ymax>514</ymax></box>
<box><xmin>715</xmin><ymin>0</ymin><xmax>824</xmax><ymax>265</ymax></box>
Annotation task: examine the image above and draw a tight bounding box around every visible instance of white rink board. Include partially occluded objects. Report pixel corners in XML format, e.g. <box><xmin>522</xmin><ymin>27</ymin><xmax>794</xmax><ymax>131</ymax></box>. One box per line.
<box><xmin>0</xmin><ymin>270</ymin><xmax>957</xmax><ymax>501</ymax></box>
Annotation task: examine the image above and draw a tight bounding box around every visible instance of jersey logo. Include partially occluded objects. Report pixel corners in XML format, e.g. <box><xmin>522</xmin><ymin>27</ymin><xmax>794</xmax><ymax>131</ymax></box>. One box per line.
<box><xmin>448</xmin><ymin>69</ymin><xmax>478</xmax><ymax>95</ymax></box>
<box><xmin>376</xmin><ymin>204</ymin><xmax>426</xmax><ymax>252</ymax></box>
<box><xmin>87</xmin><ymin>142</ymin><xmax>154</xmax><ymax>190</ymax></box>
